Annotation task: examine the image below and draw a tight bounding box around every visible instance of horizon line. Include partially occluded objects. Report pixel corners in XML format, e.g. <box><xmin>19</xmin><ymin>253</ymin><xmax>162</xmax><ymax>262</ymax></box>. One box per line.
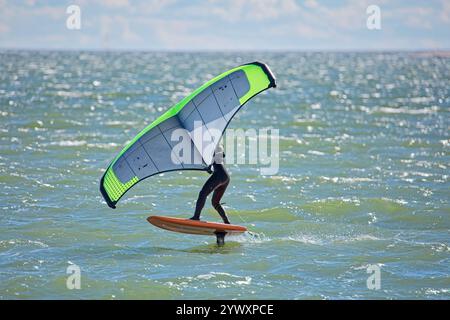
<box><xmin>1</xmin><ymin>47</ymin><xmax>450</xmax><ymax>54</ymax></box>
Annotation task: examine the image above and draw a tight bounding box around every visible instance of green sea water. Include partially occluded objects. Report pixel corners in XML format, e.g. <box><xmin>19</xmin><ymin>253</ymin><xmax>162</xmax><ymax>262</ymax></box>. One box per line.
<box><xmin>0</xmin><ymin>51</ymin><xmax>449</xmax><ymax>299</ymax></box>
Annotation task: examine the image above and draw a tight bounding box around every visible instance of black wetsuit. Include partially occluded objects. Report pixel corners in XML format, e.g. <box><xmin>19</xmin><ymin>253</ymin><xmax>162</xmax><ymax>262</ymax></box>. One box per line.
<box><xmin>191</xmin><ymin>159</ymin><xmax>230</xmax><ymax>224</ymax></box>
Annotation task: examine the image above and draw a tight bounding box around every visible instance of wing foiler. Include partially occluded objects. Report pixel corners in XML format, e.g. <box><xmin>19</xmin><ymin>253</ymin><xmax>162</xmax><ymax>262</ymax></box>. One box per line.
<box><xmin>100</xmin><ymin>62</ymin><xmax>276</xmax><ymax>208</ymax></box>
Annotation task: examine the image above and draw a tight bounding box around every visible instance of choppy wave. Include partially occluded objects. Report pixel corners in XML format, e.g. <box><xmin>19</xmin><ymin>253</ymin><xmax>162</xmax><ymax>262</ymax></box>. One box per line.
<box><xmin>362</xmin><ymin>106</ymin><xmax>439</xmax><ymax>115</ymax></box>
<box><xmin>1</xmin><ymin>51</ymin><xmax>449</xmax><ymax>299</ymax></box>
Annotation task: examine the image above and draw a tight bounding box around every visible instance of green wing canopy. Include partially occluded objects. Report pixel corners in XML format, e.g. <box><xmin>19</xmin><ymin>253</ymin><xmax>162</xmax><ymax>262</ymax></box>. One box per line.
<box><xmin>100</xmin><ymin>62</ymin><xmax>276</xmax><ymax>208</ymax></box>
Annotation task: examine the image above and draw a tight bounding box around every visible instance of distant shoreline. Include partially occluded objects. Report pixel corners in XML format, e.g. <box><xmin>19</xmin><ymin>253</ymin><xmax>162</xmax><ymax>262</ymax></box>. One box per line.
<box><xmin>1</xmin><ymin>48</ymin><xmax>450</xmax><ymax>55</ymax></box>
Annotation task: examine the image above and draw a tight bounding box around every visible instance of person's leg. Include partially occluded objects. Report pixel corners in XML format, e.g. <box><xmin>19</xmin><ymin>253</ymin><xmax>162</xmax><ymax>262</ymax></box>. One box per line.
<box><xmin>211</xmin><ymin>180</ymin><xmax>230</xmax><ymax>224</ymax></box>
<box><xmin>191</xmin><ymin>175</ymin><xmax>219</xmax><ymax>220</ymax></box>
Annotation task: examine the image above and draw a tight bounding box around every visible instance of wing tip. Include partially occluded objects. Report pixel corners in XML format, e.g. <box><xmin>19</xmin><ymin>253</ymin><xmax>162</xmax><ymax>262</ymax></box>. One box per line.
<box><xmin>99</xmin><ymin>174</ymin><xmax>117</xmax><ymax>209</ymax></box>
<box><xmin>245</xmin><ymin>61</ymin><xmax>277</xmax><ymax>89</ymax></box>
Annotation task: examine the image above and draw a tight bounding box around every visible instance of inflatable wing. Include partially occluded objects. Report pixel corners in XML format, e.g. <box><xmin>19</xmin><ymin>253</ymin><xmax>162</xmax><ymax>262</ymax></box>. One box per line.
<box><xmin>100</xmin><ymin>62</ymin><xmax>276</xmax><ymax>208</ymax></box>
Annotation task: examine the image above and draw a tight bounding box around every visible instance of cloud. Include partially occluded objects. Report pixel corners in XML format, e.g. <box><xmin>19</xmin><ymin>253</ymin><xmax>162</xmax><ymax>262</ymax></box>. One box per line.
<box><xmin>201</xmin><ymin>0</ymin><xmax>300</xmax><ymax>22</ymax></box>
<box><xmin>303</xmin><ymin>0</ymin><xmax>371</xmax><ymax>30</ymax></box>
<box><xmin>292</xmin><ymin>23</ymin><xmax>333</xmax><ymax>39</ymax></box>
<box><xmin>264</xmin><ymin>0</ymin><xmax>370</xmax><ymax>44</ymax></box>
<box><xmin>0</xmin><ymin>22</ymin><xmax>9</xmax><ymax>34</ymax></box>
<box><xmin>389</xmin><ymin>6</ymin><xmax>435</xmax><ymax>29</ymax></box>
<box><xmin>137</xmin><ymin>18</ymin><xmax>223</xmax><ymax>50</ymax></box>
<box><xmin>0</xmin><ymin>0</ymin><xmax>449</xmax><ymax>50</ymax></box>
<box><xmin>133</xmin><ymin>0</ymin><xmax>175</xmax><ymax>14</ymax></box>
<box><xmin>304</xmin><ymin>0</ymin><xmax>319</xmax><ymax>9</ymax></box>
<box><xmin>419</xmin><ymin>39</ymin><xmax>441</xmax><ymax>49</ymax></box>
<box><xmin>0</xmin><ymin>2</ymin><xmax>63</xmax><ymax>20</ymax></box>
<box><xmin>99</xmin><ymin>15</ymin><xmax>143</xmax><ymax>48</ymax></box>
<box><xmin>118</xmin><ymin>16</ymin><xmax>142</xmax><ymax>42</ymax></box>
<box><xmin>98</xmin><ymin>0</ymin><xmax>130</xmax><ymax>8</ymax></box>
<box><xmin>440</xmin><ymin>0</ymin><xmax>450</xmax><ymax>23</ymax></box>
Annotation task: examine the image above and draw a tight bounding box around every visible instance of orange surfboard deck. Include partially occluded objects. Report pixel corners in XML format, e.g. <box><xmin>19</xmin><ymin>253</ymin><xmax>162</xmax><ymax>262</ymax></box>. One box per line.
<box><xmin>147</xmin><ymin>216</ymin><xmax>247</xmax><ymax>236</ymax></box>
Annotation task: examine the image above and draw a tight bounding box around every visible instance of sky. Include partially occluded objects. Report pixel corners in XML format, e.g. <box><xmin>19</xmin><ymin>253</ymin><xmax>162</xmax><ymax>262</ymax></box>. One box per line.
<box><xmin>0</xmin><ymin>0</ymin><xmax>449</xmax><ymax>51</ymax></box>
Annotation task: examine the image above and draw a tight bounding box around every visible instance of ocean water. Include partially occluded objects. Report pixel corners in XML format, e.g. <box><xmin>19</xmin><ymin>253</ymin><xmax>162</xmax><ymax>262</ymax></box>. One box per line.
<box><xmin>0</xmin><ymin>51</ymin><xmax>449</xmax><ymax>299</ymax></box>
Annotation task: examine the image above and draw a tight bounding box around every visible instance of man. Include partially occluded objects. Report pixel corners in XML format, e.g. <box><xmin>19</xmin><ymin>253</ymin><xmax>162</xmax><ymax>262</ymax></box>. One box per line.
<box><xmin>190</xmin><ymin>144</ymin><xmax>230</xmax><ymax>224</ymax></box>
